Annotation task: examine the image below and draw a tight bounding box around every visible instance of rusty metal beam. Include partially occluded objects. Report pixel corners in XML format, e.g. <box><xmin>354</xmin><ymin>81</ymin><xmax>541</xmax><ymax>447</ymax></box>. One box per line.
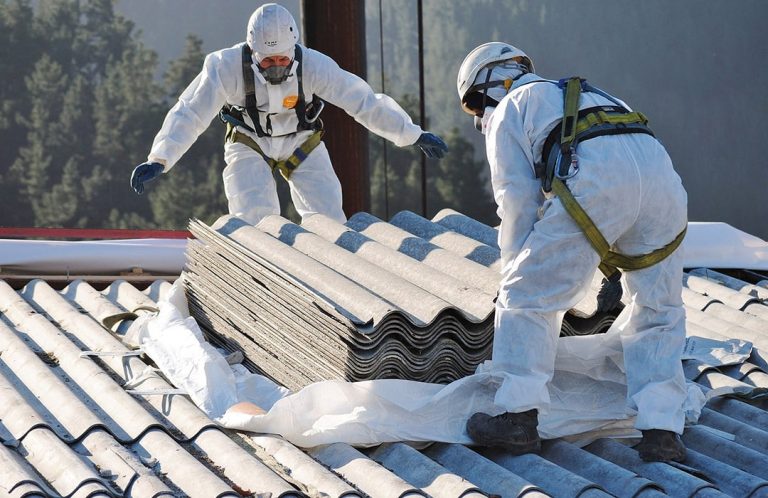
<box><xmin>301</xmin><ymin>0</ymin><xmax>370</xmax><ymax>215</ymax></box>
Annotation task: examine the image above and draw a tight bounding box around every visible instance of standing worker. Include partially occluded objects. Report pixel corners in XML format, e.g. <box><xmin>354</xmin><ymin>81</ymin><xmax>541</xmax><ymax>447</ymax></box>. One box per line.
<box><xmin>131</xmin><ymin>3</ymin><xmax>447</xmax><ymax>224</ymax></box>
<box><xmin>457</xmin><ymin>42</ymin><xmax>688</xmax><ymax>462</ymax></box>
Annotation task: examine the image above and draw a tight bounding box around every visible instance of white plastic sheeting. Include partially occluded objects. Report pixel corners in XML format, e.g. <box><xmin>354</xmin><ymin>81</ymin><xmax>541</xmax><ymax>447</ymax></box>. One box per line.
<box><xmin>682</xmin><ymin>222</ymin><xmax>768</xmax><ymax>270</ymax></box>
<box><xmin>123</xmin><ymin>281</ymin><xmax>759</xmax><ymax>449</ymax></box>
<box><xmin>0</xmin><ymin>238</ymin><xmax>187</xmax><ymax>274</ymax></box>
<box><xmin>1</xmin><ymin>221</ymin><xmax>765</xmax><ymax>276</ymax></box>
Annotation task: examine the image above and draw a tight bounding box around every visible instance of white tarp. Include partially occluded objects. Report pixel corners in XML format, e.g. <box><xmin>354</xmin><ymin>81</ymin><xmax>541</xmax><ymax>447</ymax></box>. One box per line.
<box><xmin>681</xmin><ymin>222</ymin><xmax>768</xmax><ymax>270</ymax></box>
<box><xmin>1</xmin><ymin>221</ymin><xmax>767</xmax><ymax>275</ymax></box>
<box><xmin>0</xmin><ymin>238</ymin><xmax>187</xmax><ymax>274</ymax></box>
<box><xmin>123</xmin><ymin>281</ymin><xmax>760</xmax><ymax>449</ymax></box>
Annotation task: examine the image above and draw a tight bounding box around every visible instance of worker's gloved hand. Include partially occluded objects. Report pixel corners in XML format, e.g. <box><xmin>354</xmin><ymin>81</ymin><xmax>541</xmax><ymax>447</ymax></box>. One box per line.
<box><xmin>596</xmin><ymin>273</ymin><xmax>623</xmax><ymax>313</ymax></box>
<box><xmin>130</xmin><ymin>161</ymin><xmax>165</xmax><ymax>195</ymax></box>
<box><xmin>415</xmin><ymin>132</ymin><xmax>448</xmax><ymax>159</ymax></box>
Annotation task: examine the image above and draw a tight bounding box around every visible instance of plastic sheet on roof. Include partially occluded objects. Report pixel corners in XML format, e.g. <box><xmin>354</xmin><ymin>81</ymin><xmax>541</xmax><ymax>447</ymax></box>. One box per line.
<box><xmin>123</xmin><ymin>280</ymin><xmax>767</xmax><ymax>448</ymax></box>
<box><xmin>681</xmin><ymin>222</ymin><xmax>768</xmax><ymax>270</ymax></box>
<box><xmin>1</xmin><ymin>221</ymin><xmax>765</xmax><ymax>276</ymax></box>
<box><xmin>0</xmin><ymin>238</ymin><xmax>187</xmax><ymax>274</ymax></box>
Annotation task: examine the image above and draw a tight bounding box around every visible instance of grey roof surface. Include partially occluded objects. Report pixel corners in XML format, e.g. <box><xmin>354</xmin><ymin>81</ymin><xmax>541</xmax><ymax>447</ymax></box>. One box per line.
<box><xmin>0</xmin><ymin>209</ymin><xmax>767</xmax><ymax>497</ymax></box>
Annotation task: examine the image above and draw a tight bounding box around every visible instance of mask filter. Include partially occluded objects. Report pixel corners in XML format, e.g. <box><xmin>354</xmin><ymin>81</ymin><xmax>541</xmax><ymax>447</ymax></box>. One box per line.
<box><xmin>261</xmin><ymin>64</ymin><xmax>292</xmax><ymax>84</ymax></box>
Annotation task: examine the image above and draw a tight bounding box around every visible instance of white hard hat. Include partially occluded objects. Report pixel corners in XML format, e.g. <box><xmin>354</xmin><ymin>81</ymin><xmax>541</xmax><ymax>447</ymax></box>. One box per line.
<box><xmin>247</xmin><ymin>3</ymin><xmax>300</xmax><ymax>58</ymax></box>
<box><xmin>456</xmin><ymin>42</ymin><xmax>534</xmax><ymax>105</ymax></box>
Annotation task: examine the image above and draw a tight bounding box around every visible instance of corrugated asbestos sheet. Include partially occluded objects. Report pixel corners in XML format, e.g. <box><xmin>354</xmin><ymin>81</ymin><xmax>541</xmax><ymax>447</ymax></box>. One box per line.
<box><xmin>184</xmin><ymin>211</ymin><xmax>614</xmax><ymax>390</ymax></box>
<box><xmin>0</xmin><ymin>209</ymin><xmax>767</xmax><ymax>497</ymax></box>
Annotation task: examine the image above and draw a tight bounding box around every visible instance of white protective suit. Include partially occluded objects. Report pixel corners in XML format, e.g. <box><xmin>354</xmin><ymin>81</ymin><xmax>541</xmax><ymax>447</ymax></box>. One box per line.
<box><xmin>484</xmin><ymin>72</ymin><xmax>689</xmax><ymax>434</ymax></box>
<box><xmin>148</xmin><ymin>44</ymin><xmax>423</xmax><ymax>224</ymax></box>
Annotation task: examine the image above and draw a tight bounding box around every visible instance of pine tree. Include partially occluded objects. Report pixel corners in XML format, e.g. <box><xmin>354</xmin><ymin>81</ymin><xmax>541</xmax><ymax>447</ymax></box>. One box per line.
<box><xmin>0</xmin><ymin>0</ymin><xmax>41</xmax><ymax>225</ymax></box>
<box><xmin>149</xmin><ymin>34</ymin><xmax>228</xmax><ymax>228</ymax></box>
<box><xmin>11</xmin><ymin>55</ymin><xmax>68</xmax><ymax>225</ymax></box>
<box><xmin>430</xmin><ymin>129</ymin><xmax>498</xmax><ymax>225</ymax></box>
<box><xmin>91</xmin><ymin>32</ymin><xmax>165</xmax><ymax>228</ymax></box>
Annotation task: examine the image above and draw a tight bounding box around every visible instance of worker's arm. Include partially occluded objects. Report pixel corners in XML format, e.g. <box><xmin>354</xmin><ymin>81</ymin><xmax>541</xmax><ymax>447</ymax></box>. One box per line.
<box><xmin>485</xmin><ymin>98</ymin><xmax>544</xmax><ymax>264</ymax></box>
<box><xmin>147</xmin><ymin>48</ymin><xmax>238</xmax><ymax>170</ymax></box>
<box><xmin>305</xmin><ymin>49</ymin><xmax>424</xmax><ymax>148</ymax></box>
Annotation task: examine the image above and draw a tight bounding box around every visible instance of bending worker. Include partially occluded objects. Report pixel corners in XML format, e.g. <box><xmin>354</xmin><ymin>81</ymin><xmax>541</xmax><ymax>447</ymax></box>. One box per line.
<box><xmin>131</xmin><ymin>3</ymin><xmax>447</xmax><ymax>224</ymax></box>
<box><xmin>457</xmin><ymin>42</ymin><xmax>689</xmax><ymax>462</ymax></box>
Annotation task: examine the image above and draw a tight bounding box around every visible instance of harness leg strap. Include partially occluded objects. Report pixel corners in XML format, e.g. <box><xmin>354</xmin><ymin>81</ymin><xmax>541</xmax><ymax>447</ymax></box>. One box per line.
<box><xmin>225</xmin><ymin>125</ymin><xmax>324</xmax><ymax>180</ymax></box>
<box><xmin>551</xmin><ymin>177</ymin><xmax>686</xmax><ymax>277</ymax></box>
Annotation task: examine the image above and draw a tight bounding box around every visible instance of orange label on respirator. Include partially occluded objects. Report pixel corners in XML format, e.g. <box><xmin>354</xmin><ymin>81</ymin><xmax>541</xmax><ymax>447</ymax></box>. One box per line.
<box><xmin>283</xmin><ymin>95</ymin><xmax>299</xmax><ymax>109</ymax></box>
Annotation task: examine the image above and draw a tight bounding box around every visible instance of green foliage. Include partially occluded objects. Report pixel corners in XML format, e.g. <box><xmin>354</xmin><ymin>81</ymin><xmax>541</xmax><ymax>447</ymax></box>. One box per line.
<box><xmin>150</xmin><ymin>34</ymin><xmax>227</xmax><ymax>229</ymax></box>
<box><xmin>429</xmin><ymin>129</ymin><xmax>498</xmax><ymax>225</ymax></box>
<box><xmin>0</xmin><ymin>0</ymin><xmax>226</xmax><ymax>229</ymax></box>
<box><xmin>368</xmin><ymin>94</ymin><xmax>497</xmax><ymax>225</ymax></box>
<box><xmin>0</xmin><ymin>0</ymin><xmax>496</xmax><ymax>231</ymax></box>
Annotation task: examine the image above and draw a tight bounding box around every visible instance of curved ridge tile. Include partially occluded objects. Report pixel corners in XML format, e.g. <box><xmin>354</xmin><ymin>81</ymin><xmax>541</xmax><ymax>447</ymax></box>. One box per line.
<box><xmin>431</xmin><ymin>208</ymin><xmax>500</xmax><ymax>249</ymax></box>
<box><xmin>303</xmin><ymin>214</ymin><xmax>495</xmax><ymax>321</ymax></box>
<box><xmin>206</xmin><ymin>216</ymin><xmax>388</xmax><ymax>326</ymax></box>
<box><xmin>249</xmin><ymin>435</ymin><xmax>361</xmax><ymax>497</ymax></box>
<box><xmin>481</xmin><ymin>448</ymin><xmax>614</xmax><ymax>497</ymax></box>
<box><xmin>539</xmin><ymin>440</ymin><xmax>664</xmax><ymax>498</ymax></box>
<box><xmin>258</xmin><ymin>215</ymin><xmax>454</xmax><ymax>326</ymax></box>
<box><xmin>422</xmin><ymin>443</ymin><xmax>547</xmax><ymax>497</ymax></box>
<box><xmin>584</xmin><ymin>438</ymin><xmax>726</xmax><ymax>498</ymax></box>
<box><xmin>390</xmin><ymin>211</ymin><xmax>501</xmax><ymax>270</ymax></box>
<box><xmin>308</xmin><ymin>443</ymin><xmax>428</xmax><ymax>498</ymax></box>
<box><xmin>346</xmin><ymin>212</ymin><xmax>499</xmax><ymax>296</ymax></box>
<box><xmin>65</xmin><ymin>281</ymin><xmax>304</xmax><ymax>497</ymax></box>
<box><xmin>368</xmin><ymin>443</ymin><xmax>486</xmax><ymax>497</ymax></box>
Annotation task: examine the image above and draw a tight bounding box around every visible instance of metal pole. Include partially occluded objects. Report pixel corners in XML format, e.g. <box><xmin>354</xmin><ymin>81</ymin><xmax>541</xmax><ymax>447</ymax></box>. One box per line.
<box><xmin>379</xmin><ymin>0</ymin><xmax>390</xmax><ymax>220</ymax></box>
<box><xmin>417</xmin><ymin>0</ymin><xmax>427</xmax><ymax>217</ymax></box>
<box><xmin>301</xmin><ymin>0</ymin><xmax>370</xmax><ymax>216</ymax></box>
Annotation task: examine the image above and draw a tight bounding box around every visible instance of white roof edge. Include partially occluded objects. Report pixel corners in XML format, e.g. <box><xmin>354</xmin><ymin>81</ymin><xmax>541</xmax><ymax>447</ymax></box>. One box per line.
<box><xmin>0</xmin><ymin>221</ymin><xmax>766</xmax><ymax>275</ymax></box>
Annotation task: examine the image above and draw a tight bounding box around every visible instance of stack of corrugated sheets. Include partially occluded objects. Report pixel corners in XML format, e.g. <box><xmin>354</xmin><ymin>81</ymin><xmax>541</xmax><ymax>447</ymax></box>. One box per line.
<box><xmin>185</xmin><ymin>210</ymin><xmax>615</xmax><ymax>391</ymax></box>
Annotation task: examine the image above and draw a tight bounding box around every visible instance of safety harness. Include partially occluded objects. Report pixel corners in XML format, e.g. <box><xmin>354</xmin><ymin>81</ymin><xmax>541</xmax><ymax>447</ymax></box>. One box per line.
<box><xmin>536</xmin><ymin>77</ymin><xmax>686</xmax><ymax>280</ymax></box>
<box><xmin>219</xmin><ymin>43</ymin><xmax>324</xmax><ymax>179</ymax></box>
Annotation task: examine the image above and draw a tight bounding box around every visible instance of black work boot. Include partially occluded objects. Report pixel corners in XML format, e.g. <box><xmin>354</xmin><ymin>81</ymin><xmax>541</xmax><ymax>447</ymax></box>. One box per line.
<box><xmin>636</xmin><ymin>429</ymin><xmax>687</xmax><ymax>462</ymax></box>
<box><xmin>466</xmin><ymin>409</ymin><xmax>541</xmax><ymax>454</ymax></box>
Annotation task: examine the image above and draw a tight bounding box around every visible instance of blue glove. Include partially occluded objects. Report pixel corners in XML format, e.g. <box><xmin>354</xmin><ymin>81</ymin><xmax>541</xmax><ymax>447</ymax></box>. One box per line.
<box><xmin>415</xmin><ymin>132</ymin><xmax>448</xmax><ymax>159</ymax></box>
<box><xmin>596</xmin><ymin>273</ymin><xmax>623</xmax><ymax>313</ymax></box>
<box><xmin>130</xmin><ymin>162</ymin><xmax>164</xmax><ymax>194</ymax></box>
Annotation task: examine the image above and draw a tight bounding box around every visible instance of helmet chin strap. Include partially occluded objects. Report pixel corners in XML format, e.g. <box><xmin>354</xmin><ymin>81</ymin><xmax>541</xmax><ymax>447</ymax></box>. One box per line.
<box><xmin>475</xmin><ymin>61</ymin><xmax>528</xmax><ymax>115</ymax></box>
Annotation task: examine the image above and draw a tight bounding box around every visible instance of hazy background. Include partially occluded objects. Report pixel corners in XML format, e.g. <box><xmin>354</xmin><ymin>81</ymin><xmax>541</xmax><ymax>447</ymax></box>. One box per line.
<box><xmin>118</xmin><ymin>0</ymin><xmax>768</xmax><ymax>239</ymax></box>
<box><xmin>1</xmin><ymin>0</ymin><xmax>765</xmax><ymax>239</ymax></box>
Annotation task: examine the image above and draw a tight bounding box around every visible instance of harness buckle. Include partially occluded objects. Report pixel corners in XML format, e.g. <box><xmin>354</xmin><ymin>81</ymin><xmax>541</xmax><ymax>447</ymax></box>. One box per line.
<box><xmin>554</xmin><ymin>145</ymin><xmax>580</xmax><ymax>181</ymax></box>
<box><xmin>305</xmin><ymin>97</ymin><xmax>324</xmax><ymax>124</ymax></box>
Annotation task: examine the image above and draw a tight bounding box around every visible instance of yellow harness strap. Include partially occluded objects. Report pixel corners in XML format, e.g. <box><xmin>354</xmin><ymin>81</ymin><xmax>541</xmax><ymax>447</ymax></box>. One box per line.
<box><xmin>551</xmin><ymin>177</ymin><xmax>687</xmax><ymax>278</ymax></box>
<box><xmin>225</xmin><ymin>123</ymin><xmax>324</xmax><ymax>180</ymax></box>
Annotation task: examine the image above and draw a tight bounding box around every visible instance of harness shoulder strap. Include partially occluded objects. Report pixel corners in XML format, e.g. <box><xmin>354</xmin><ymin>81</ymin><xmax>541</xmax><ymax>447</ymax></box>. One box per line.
<box><xmin>560</xmin><ymin>77</ymin><xmax>583</xmax><ymax>152</ymax></box>
<box><xmin>241</xmin><ymin>43</ymin><xmax>267</xmax><ymax>137</ymax></box>
<box><xmin>293</xmin><ymin>45</ymin><xmax>308</xmax><ymax>129</ymax></box>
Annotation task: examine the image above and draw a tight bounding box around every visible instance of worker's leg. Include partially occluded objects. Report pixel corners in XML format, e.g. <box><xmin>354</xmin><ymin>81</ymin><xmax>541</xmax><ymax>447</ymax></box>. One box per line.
<box><xmin>614</xmin><ymin>137</ymin><xmax>688</xmax><ymax>434</ymax></box>
<box><xmin>493</xmin><ymin>196</ymin><xmax>603</xmax><ymax>413</ymax></box>
<box><xmin>493</xmin><ymin>142</ymin><xmax>644</xmax><ymax>414</ymax></box>
<box><xmin>286</xmin><ymin>142</ymin><xmax>346</xmax><ymax>224</ymax></box>
<box><xmin>618</xmin><ymin>252</ymin><xmax>687</xmax><ymax>433</ymax></box>
<box><xmin>223</xmin><ymin>142</ymin><xmax>280</xmax><ymax>225</ymax></box>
